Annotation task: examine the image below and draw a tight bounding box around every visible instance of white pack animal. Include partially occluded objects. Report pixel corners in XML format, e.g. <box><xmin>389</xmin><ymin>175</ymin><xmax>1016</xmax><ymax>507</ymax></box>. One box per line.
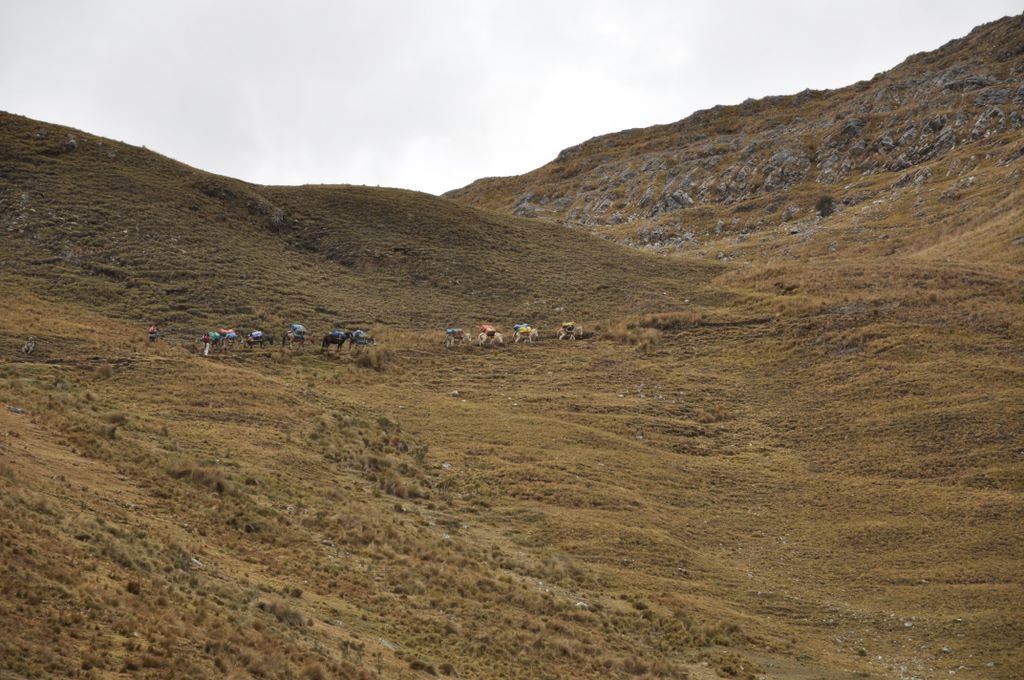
<box><xmin>477</xmin><ymin>324</ymin><xmax>504</xmax><ymax>346</ymax></box>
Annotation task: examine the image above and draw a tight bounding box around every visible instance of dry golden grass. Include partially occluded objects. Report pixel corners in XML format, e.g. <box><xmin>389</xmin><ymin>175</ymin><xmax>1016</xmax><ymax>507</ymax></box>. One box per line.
<box><xmin>1</xmin><ymin>110</ymin><xmax>1022</xmax><ymax>679</ymax></box>
<box><xmin>446</xmin><ymin>17</ymin><xmax>1024</xmax><ymax>275</ymax></box>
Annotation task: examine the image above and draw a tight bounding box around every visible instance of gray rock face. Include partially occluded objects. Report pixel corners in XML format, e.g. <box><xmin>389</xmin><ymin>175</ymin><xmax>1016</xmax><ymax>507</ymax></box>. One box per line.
<box><xmin>456</xmin><ymin>18</ymin><xmax>1024</xmax><ymax>246</ymax></box>
<box><xmin>514</xmin><ymin>202</ymin><xmax>538</xmax><ymax>218</ymax></box>
<box><xmin>647</xmin><ymin>185</ymin><xmax>695</xmax><ymax>217</ymax></box>
<box><xmin>976</xmin><ymin>88</ymin><xmax>1010</xmax><ymax>106</ymax></box>
<box><xmin>840</xmin><ymin>118</ymin><xmax>867</xmax><ymax>137</ymax></box>
<box><xmin>555</xmin><ymin>143</ymin><xmax>584</xmax><ymax>163</ymax></box>
<box><xmin>668</xmin><ymin>189</ymin><xmax>693</xmax><ymax>208</ymax></box>
<box><xmin>892</xmin><ymin>167</ymin><xmax>932</xmax><ymax>188</ymax></box>
<box><xmin>817</xmin><ymin>150</ymin><xmax>852</xmax><ymax>184</ymax></box>
<box><xmin>943</xmin><ymin>74</ymin><xmax>996</xmax><ymax>91</ymax></box>
<box><xmin>761</xmin><ymin>149</ymin><xmax>812</xmax><ymax>192</ymax></box>
<box><xmin>513</xmin><ymin>194</ymin><xmax>546</xmax><ymax>218</ymax></box>
<box><xmin>889</xmin><ymin>154</ymin><xmax>914</xmax><ymax>171</ymax></box>
<box><xmin>925</xmin><ymin>115</ymin><xmax>948</xmax><ymax>133</ymax></box>
<box><xmin>972</xmin><ymin>107</ymin><xmax>1006</xmax><ymax>139</ymax></box>
<box><xmin>898</xmin><ymin>125</ymin><xmax>918</xmax><ymax>146</ymax></box>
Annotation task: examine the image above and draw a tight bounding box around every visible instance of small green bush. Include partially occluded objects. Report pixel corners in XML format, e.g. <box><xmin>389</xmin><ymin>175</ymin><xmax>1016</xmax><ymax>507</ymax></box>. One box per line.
<box><xmin>815</xmin><ymin>195</ymin><xmax>835</xmax><ymax>217</ymax></box>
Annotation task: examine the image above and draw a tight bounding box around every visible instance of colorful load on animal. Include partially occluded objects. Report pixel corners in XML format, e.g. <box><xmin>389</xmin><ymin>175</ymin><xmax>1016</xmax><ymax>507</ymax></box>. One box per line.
<box><xmin>322</xmin><ymin>328</ymin><xmax>351</xmax><ymax>350</ymax></box>
<box><xmin>445</xmin><ymin>327</ymin><xmax>467</xmax><ymax>347</ymax></box>
<box><xmin>282</xmin><ymin>324</ymin><xmax>312</xmax><ymax>348</ymax></box>
<box><xmin>477</xmin><ymin>324</ymin><xmax>504</xmax><ymax>345</ymax></box>
<box><xmin>245</xmin><ymin>329</ymin><xmax>272</xmax><ymax>348</ymax></box>
<box><xmin>558</xmin><ymin>321</ymin><xmax>581</xmax><ymax>340</ymax></box>
<box><xmin>512</xmin><ymin>323</ymin><xmax>537</xmax><ymax>343</ymax></box>
<box><xmin>351</xmin><ymin>329</ymin><xmax>373</xmax><ymax>346</ymax></box>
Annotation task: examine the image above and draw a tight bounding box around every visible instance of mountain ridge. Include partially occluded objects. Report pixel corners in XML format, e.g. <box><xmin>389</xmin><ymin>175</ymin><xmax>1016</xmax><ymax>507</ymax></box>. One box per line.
<box><xmin>1</xmin><ymin>15</ymin><xmax>1023</xmax><ymax>680</ymax></box>
<box><xmin>445</xmin><ymin>14</ymin><xmax>1024</xmax><ymax>266</ymax></box>
<box><xmin>1</xmin><ymin>109</ymin><xmax>716</xmax><ymax>338</ymax></box>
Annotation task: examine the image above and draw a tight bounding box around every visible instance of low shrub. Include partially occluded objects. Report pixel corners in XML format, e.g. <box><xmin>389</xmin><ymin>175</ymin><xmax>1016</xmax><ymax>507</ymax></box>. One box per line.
<box><xmin>258</xmin><ymin>600</ymin><xmax>307</xmax><ymax>627</ymax></box>
<box><xmin>815</xmin><ymin>194</ymin><xmax>835</xmax><ymax>217</ymax></box>
<box><xmin>354</xmin><ymin>346</ymin><xmax>395</xmax><ymax>372</ymax></box>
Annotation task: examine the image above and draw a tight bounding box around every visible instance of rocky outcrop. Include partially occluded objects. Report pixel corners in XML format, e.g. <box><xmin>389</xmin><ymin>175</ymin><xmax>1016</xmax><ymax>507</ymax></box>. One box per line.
<box><xmin>446</xmin><ymin>15</ymin><xmax>1024</xmax><ymax>249</ymax></box>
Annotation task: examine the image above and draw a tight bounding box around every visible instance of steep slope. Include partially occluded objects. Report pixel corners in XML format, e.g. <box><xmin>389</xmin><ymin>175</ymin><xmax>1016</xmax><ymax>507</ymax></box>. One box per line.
<box><xmin>2</xmin><ymin>113</ymin><xmax>769</xmax><ymax>680</ymax></box>
<box><xmin>1</xmin><ymin>111</ymin><xmax>716</xmax><ymax>339</ymax></box>
<box><xmin>446</xmin><ymin>14</ymin><xmax>1024</xmax><ymax>265</ymax></box>
<box><xmin>2</xmin><ymin>99</ymin><xmax>1023</xmax><ymax>680</ymax></box>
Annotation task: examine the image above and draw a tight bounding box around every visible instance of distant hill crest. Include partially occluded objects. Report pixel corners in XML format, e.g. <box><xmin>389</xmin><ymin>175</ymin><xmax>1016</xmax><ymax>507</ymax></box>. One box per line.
<box><xmin>445</xmin><ymin>14</ymin><xmax>1024</xmax><ymax>264</ymax></box>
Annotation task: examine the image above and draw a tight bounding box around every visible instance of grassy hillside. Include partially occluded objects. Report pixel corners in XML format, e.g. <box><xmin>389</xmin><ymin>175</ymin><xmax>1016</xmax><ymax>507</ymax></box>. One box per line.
<box><xmin>2</xmin><ymin>104</ymin><xmax>1023</xmax><ymax>680</ymax></box>
<box><xmin>1</xmin><ymin>111</ymin><xmax>716</xmax><ymax>339</ymax></box>
<box><xmin>446</xmin><ymin>14</ymin><xmax>1024</xmax><ymax>267</ymax></box>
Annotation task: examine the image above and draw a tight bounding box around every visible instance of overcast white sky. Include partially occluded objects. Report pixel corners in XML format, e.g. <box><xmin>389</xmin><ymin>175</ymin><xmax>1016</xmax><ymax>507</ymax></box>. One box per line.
<box><xmin>1</xmin><ymin>1</ymin><xmax>1020</xmax><ymax>194</ymax></box>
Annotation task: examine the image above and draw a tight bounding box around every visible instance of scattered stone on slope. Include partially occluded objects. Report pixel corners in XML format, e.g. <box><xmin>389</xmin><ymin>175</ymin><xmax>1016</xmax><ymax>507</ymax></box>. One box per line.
<box><xmin>975</xmin><ymin>88</ymin><xmax>1010</xmax><ymax>106</ymax></box>
<box><xmin>972</xmin><ymin>107</ymin><xmax>1006</xmax><ymax>139</ymax></box>
<box><xmin>942</xmin><ymin>73</ymin><xmax>995</xmax><ymax>92</ymax></box>
<box><xmin>446</xmin><ymin>16</ymin><xmax>1024</xmax><ymax>254</ymax></box>
<box><xmin>839</xmin><ymin>118</ymin><xmax>866</xmax><ymax>137</ymax></box>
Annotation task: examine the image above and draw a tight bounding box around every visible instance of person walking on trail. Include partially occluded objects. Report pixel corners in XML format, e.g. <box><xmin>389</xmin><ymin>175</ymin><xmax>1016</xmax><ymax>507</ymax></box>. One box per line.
<box><xmin>148</xmin><ymin>325</ymin><xmax>160</xmax><ymax>343</ymax></box>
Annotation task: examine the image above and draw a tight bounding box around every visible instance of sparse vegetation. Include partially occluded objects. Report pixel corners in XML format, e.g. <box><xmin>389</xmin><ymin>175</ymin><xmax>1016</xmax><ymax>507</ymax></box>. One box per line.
<box><xmin>2</xmin><ymin>19</ymin><xmax>1024</xmax><ymax>676</ymax></box>
<box><xmin>353</xmin><ymin>346</ymin><xmax>395</xmax><ymax>372</ymax></box>
<box><xmin>815</xmin><ymin>194</ymin><xmax>835</xmax><ymax>218</ymax></box>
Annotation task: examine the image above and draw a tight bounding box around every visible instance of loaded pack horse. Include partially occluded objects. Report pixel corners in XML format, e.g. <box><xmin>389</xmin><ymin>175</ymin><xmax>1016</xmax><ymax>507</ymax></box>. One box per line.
<box><xmin>283</xmin><ymin>324</ymin><xmax>314</xmax><ymax>348</ymax></box>
<box><xmin>557</xmin><ymin>322</ymin><xmax>582</xmax><ymax>340</ymax></box>
<box><xmin>244</xmin><ymin>330</ymin><xmax>274</xmax><ymax>348</ymax></box>
<box><xmin>219</xmin><ymin>329</ymin><xmax>240</xmax><ymax>350</ymax></box>
<box><xmin>512</xmin><ymin>324</ymin><xmax>538</xmax><ymax>344</ymax></box>
<box><xmin>349</xmin><ymin>329</ymin><xmax>375</xmax><ymax>351</ymax></box>
<box><xmin>322</xmin><ymin>329</ymin><xmax>352</xmax><ymax>352</ymax></box>
<box><xmin>478</xmin><ymin>324</ymin><xmax>504</xmax><ymax>346</ymax></box>
<box><xmin>445</xmin><ymin>328</ymin><xmax>468</xmax><ymax>348</ymax></box>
